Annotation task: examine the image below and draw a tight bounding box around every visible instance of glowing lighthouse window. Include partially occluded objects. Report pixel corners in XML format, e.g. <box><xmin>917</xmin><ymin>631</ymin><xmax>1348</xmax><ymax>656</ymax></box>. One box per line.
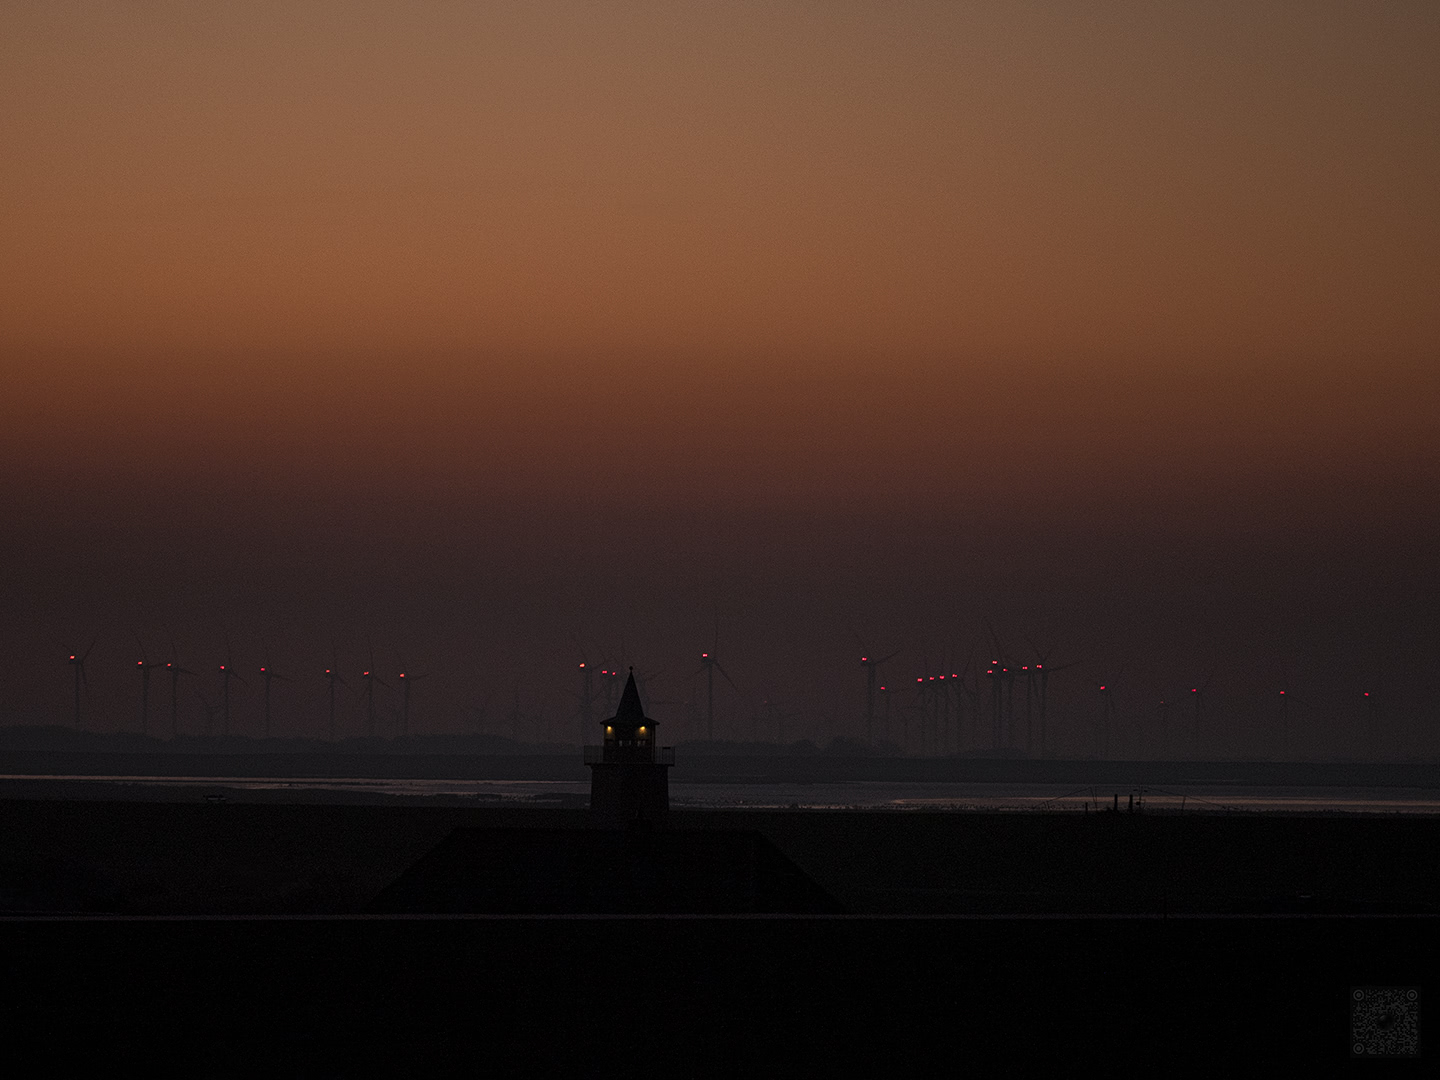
<box><xmin>638</xmin><ymin>726</ymin><xmax>647</xmax><ymax>736</ymax></box>
<box><xmin>605</xmin><ymin>726</ymin><xmax>613</xmax><ymax>736</ymax></box>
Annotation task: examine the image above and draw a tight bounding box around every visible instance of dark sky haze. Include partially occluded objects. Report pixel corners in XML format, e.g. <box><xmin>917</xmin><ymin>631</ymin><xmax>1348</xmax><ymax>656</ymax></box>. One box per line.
<box><xmin>2</xmin><ymin>3</ymin><xmax>1437</xmax><ymax>758</ymax></box>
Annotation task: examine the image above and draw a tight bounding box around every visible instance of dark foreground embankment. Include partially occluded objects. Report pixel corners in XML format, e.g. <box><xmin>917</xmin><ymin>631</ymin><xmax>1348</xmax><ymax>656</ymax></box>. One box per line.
<box><xmin>0</xmin><ymin>799</ymin><xmax>1434</xmax><ymax>1068</ymax></box>
<box><xmin>2</xmin><ymin>799</ymin><xmax>1440</xmax><ymax>916</ymax></box>
<box><xmin>1</xmin><ymin>916</ymin><xmax>1432</xmax><ymax>1070</ymax></box>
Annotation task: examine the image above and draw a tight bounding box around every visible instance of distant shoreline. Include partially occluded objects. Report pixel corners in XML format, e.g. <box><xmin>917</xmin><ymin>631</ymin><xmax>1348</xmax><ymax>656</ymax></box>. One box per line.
<box><xmin>0</xmin><ymin>748</ymin><xmax>1438</xmax><ymax>790</ymax></box>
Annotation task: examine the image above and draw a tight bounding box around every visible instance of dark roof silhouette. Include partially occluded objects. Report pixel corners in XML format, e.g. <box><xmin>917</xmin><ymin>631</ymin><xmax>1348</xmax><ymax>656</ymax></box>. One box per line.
<box><xmin>613</xmin><ymin>669</ymin><xmax>647</xmax><ymax>724</ymax></box>
<box><xmin>367</xmin><ymin>827</ymin><xmax>845</xmax><ymax>914</ymax></box>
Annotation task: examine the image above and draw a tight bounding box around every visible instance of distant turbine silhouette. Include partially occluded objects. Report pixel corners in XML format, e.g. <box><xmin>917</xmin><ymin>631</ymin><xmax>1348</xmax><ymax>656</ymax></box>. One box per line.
<box><xmin>323</xmin><ymin>658</ymin><xmax>348</xmax><ymax>741</ymax></box>
<box><xmin>855</xmin><ymin>636</ymin><xmax>900</xmax><ymax>747</ymax></box>
<box><xmin>1189</xmin><ymin>667</ymin><xmax>1217</xmax><ymax>753</ymax></box>
<box><xmin>134</xmin><ymin>640</ymin><xmax>163</xmax><ymax>735</ymax></box>
<box><xmin>1363</xmin><ymin>683</ymin><xmax>1383</xmax><ymax>757</ymax></box>
<box><xmin>1023</xmin><ymin>637</ymin><xmax>1081</xmax><ymax>759</ymax></box>
<box><xmin>396</xmin><ymin>654</ymin><xmax>426</xmax><ymax>738</ymax></box>
<box><xmin>360</xmin><ymin>642</ymin><xmax>392</xmax><ymax>738</ymax></box>
<box><xmin>259</xmin><ymin>659</ymin><xmax>286</xmax><ymax>738</ymax></box>
<box><xmin>598</xmin><ymin>667</ymin><xmax>621</xmax><ymax>715</ymax></box>
<box><xmin>1095</xmin><ymin>680</ymin><xmax>1117</xmax><ymax>758</ymax></box>
<box><xmin>576</xmin><ymin>654</ymin><xmax>597</xmax><ymax>745</ymax></box>
<box><xmin>218</xmin><ymin>643</ymin><xmax>246</xmax><ymax>737</ymax></box>
<box><xmin>165</xmin><ymin>644</ymin><xmax>197</xmax><ymax>738</ymax></box>
<box><xmin>67</xmin><ymin>635</ymin><xmax>97</xmax><ymax>730</ymax></box>
<box><xmin>693</xmin><ymin>641</ymin><xmax>738</xmax><ymax>743</ymax></box>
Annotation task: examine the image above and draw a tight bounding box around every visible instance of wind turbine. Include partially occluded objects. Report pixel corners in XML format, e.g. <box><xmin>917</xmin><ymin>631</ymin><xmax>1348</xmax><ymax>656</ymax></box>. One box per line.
<box><xmin>165</xmin><ymin>645</ymin><xmax>197</xmax><ymax>738</ymax></box>
<box><xmin>1092</xmin><ymin>679</ymin><xmax>1117</xmax><ymax>758</ymax></box>
<box><xmin>1023</xmin><ymin>638</ymin><xmax>1082</xmax><ymax>759</ymax></box>
<box><xmin>66</xmin><ymin>635</ymin><xmax>97</xmax><ymax>730</ymax></box>
<box><xmin>134</xmin><ymin>640</ymin><xmax>164</xmax><ymax>736</ymax></box>
<box><xmin>218</xmin><ymin>638</ymin><xmax>245</xmax><ymax>737</ymax></box>
<box><xmin>693</xmin><ymin>640</ymin><xmax>738</xmax><ymax>743</ymax></box>
<box><xmin>856</xmin><ymin>638</ymin><xmax>900</xmax><ymax>747</ymax></box>
<box><xmin>983</xmin><ymin>659</ymin><xmax>1012</xmax><ymax>751</ymax></box>
<box><xmin>577</xmin><ymin>658</ymin><xmax>597</xmax><ymax>744</ymax></box>
<box><xmin>1274</xmin><ymin>681</ymin><xmax>1316</xmax><ymax>759</ymax></box>
<box><xmin>259</xmin><ymin>659</ymin><xmax>286</xmax><ymax>739</ymax></box>
<box><xmin>1363</xmin><ymin>684</ymin><xmax>1383</xmax><ymax>758</ymax></box>
<box><xmin>322</xmin><ymin>662</ymin><xmax>348</xmax><ymax>741</ymax></box>
<box><xmin>1188</xmin><ymin>667</ymin><xmax>1217</xmax><ymax>754</ymax></box>
<box><xmin>598</xmin><ymin>667</ymin><xmax>621</xmax><ymax>715</ymax></box>
<box><xmin>879</xmin><ymin>682</ymin><xmax>893</xmax><ymax>746</ymax></box>
<box><xmin>396</xmin><ymin>655</ymin><xmax>426</xmax><ymax>738</ymax></box>
<box><xmin>360</xmin><ymin>661</ymin><xmax>390</xmax><ymax>739</ymax></box>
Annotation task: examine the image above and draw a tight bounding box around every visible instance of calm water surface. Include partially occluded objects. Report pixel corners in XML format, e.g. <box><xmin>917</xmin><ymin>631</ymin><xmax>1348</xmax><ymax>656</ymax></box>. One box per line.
<box><xmin>6</xmin><ymin>774</ymin><xmax>1440</xmax><ymax>813</ymax></box>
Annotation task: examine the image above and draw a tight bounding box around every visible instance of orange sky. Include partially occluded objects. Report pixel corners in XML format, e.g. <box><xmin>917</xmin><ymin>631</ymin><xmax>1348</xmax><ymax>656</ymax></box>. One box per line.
<box><xmin>3</xmin><ymin>3</ymin><xmax>1436</xmax><ymax>510</ymax></box>
<box><xmin>2</xmin><ymin>4</ymin><xmax>1438</xmax><ymax>751</ymax></box>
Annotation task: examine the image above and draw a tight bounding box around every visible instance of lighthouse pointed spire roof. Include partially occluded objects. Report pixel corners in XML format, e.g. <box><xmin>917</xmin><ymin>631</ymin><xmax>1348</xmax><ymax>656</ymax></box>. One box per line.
<box><xmin>614</xmin><ymin>668</ymin><xmax>647</xmax><ymax>724</ymax></box>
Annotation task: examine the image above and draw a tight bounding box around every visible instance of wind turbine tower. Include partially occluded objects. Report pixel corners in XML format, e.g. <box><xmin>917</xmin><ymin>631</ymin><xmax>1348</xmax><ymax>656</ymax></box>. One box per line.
<box><xmin>695</xmin><ymin>649</ymin><xmax>738</xmax><ymax>742</ymax></box>
<box><xmin>397</xmin><ymin>668</ymin><xmax>426</xmax><ymax>737</ymax></box>
<box><xmin>219</xmin><ymin>643</ymin><xmax>245</xmax><ymax>737</ymax></box>
<box><xmin>259</xmin><ymin>664</ymin><xmax>286</xmax><ymax>738</ymax></box>
<box><xmin>166</xmin><ymin>655</ymin><xmax>197</xmax><ymax>738</ymax></box>
<box><xmin>135</xmin><ymin>646</ymin><xmax>163</xmax><ymax>736</ymax></box>
<box><xmin>859</xmin><ymin>650</ymin><xmax>899</xmax><ymax>746</ymax></box>
<box><xmin>67</xmin><ymin>637</ymin><xmax>96</xmax><ymax>729</ymax></box>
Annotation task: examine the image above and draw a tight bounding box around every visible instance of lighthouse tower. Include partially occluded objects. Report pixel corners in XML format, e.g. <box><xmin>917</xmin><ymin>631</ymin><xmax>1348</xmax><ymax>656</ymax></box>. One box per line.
<box><xmin>585</xmin><ymin>669</ymin><xmax>674</xmax><ymax>827</ymax></box>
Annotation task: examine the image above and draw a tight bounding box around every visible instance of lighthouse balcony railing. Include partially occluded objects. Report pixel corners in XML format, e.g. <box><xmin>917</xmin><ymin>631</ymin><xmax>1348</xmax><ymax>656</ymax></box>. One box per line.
<box><xmin>583</xmin><ymin>745</ymin><xmax>676</xmax><ymax>765</ymax></box>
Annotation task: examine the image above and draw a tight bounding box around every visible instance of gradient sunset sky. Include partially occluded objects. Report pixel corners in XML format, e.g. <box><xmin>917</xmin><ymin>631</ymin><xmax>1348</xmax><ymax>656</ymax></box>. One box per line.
<box><xmin>3</xmin><ymin>3</ymin><xmax>1437</xmax><ymax>757</ymax></box>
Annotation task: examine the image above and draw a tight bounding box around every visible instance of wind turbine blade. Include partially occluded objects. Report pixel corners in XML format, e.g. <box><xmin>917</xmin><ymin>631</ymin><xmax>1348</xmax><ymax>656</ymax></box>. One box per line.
<box><xmin>81</xmin><ymin>634</ymin><xmax>99</xmax><ymax>663</ymax></box>
<box><xmin>878</xmin><ymin>650</ymin><xmax>900</xmax><ymax>665</ymax></box>
<box><xmin>984</xmin><ymin>618</ymin><xmax>1004</xmax><ymax>661</ymax></box>
<box><xmin>716</xmin><ymin>662</ymin><xmax>739</xmax><ymax>691</ymax></box>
